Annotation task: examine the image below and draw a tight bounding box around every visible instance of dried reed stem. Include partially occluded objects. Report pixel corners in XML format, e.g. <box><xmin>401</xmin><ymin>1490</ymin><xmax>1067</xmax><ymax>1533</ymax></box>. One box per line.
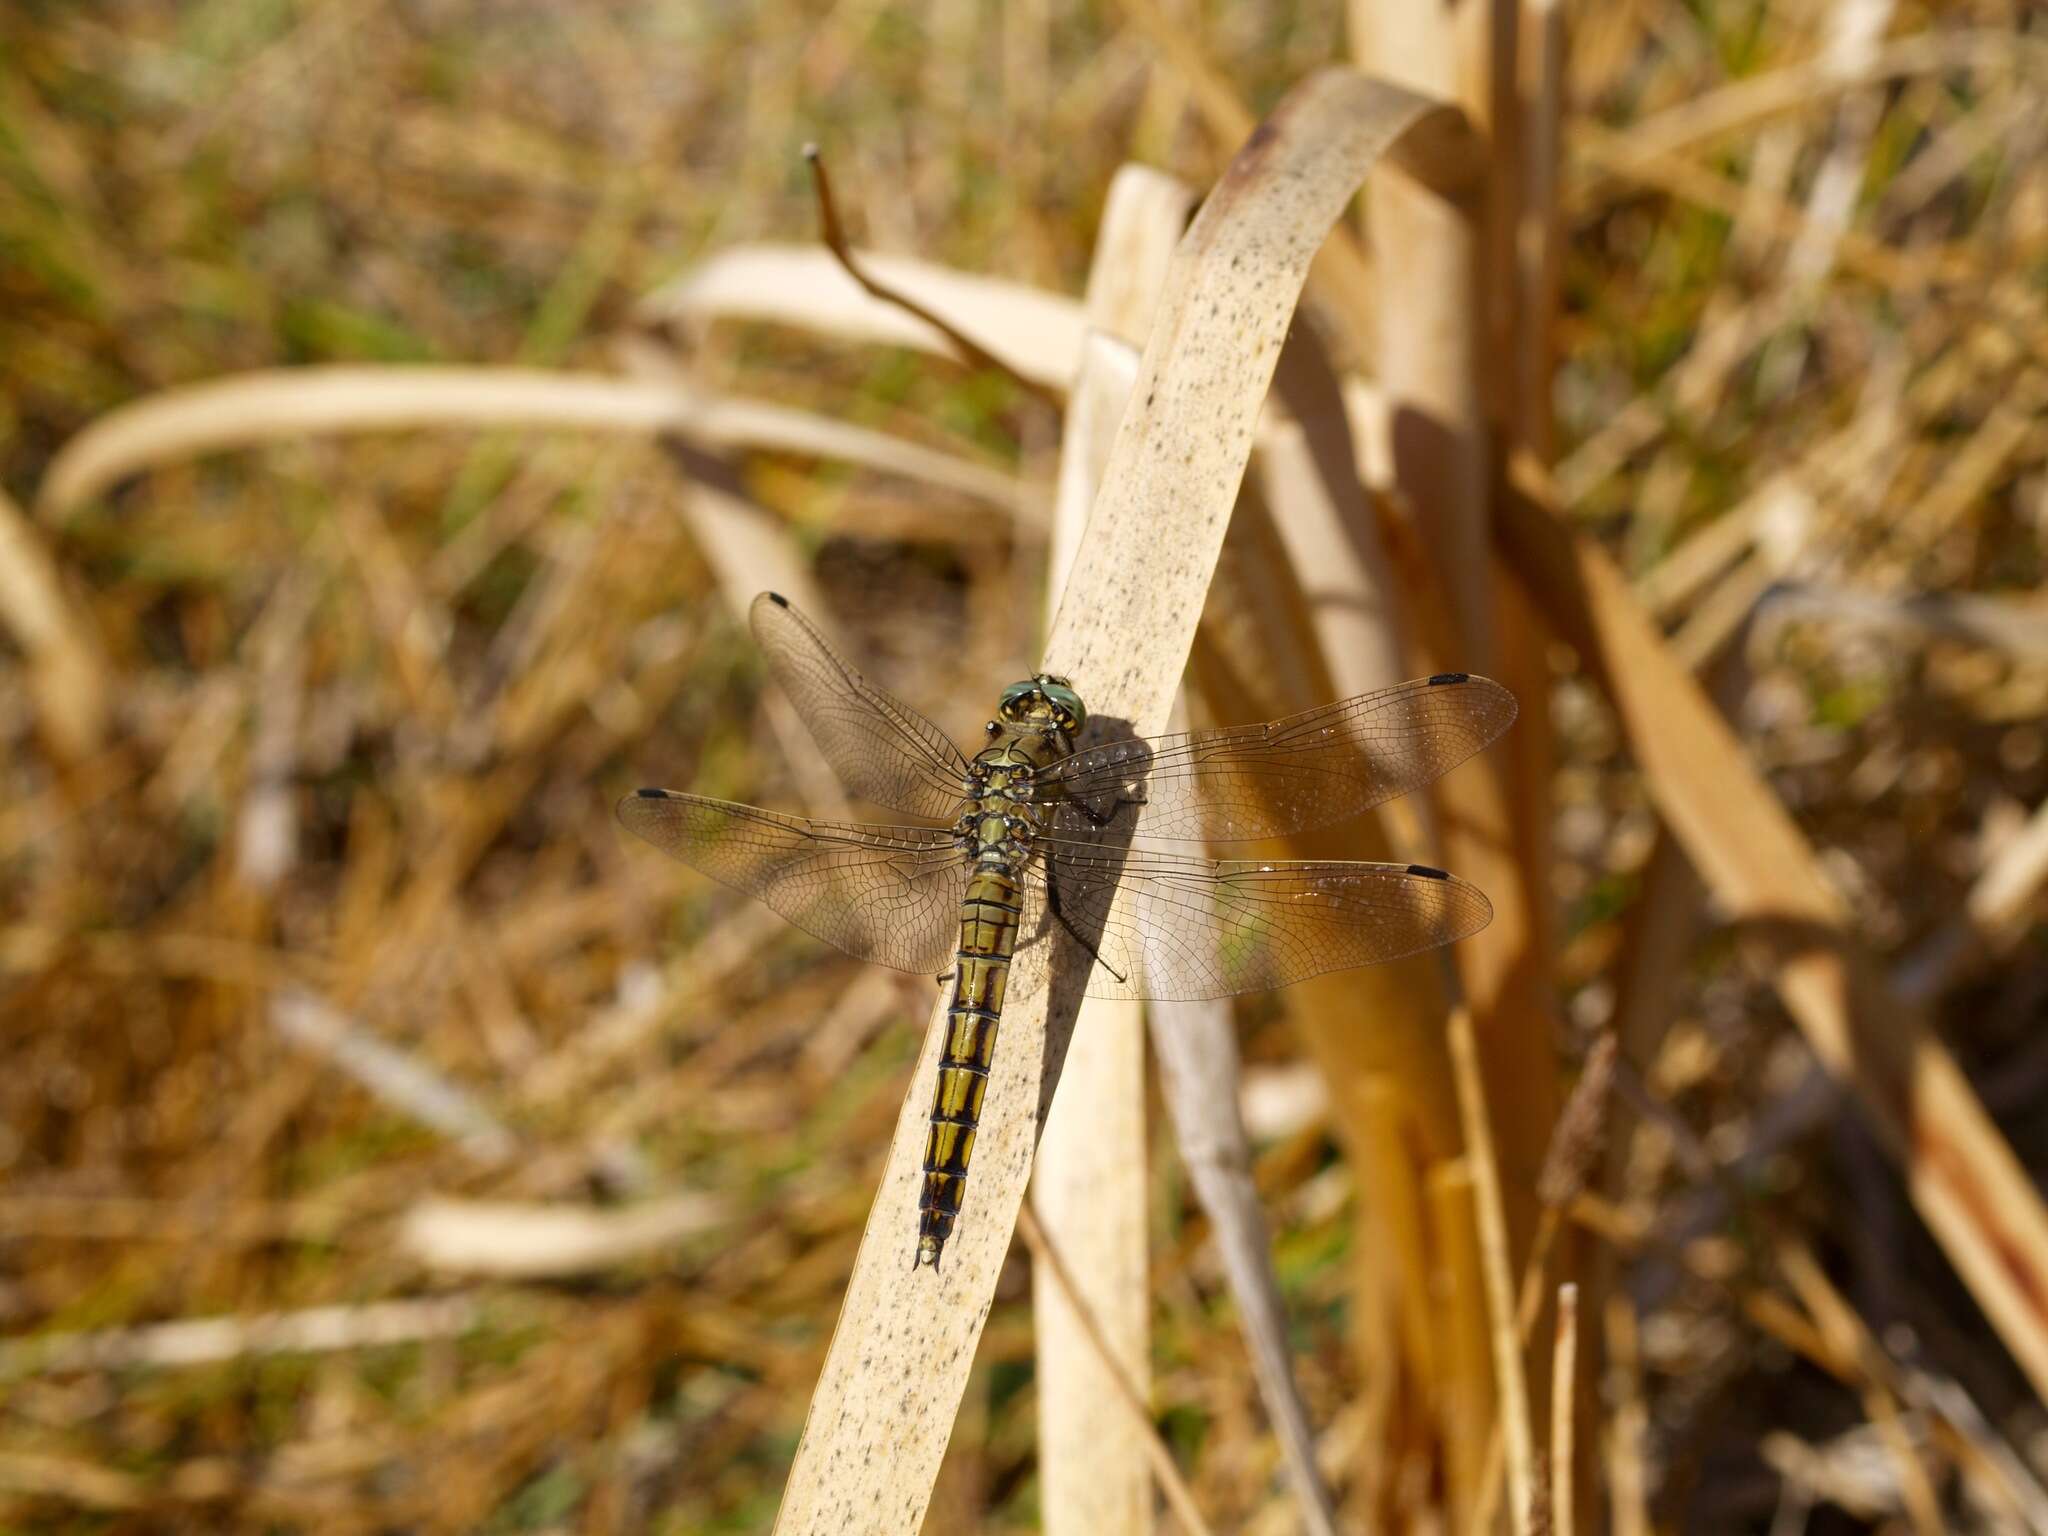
<box><xmin>1019</xmin><ymin>1204</ymin><xmax>1213</xmax><ymax>1536</ymax></box>
<box><xmin>1442</xmin><ymin>967</ymin><xmax>1539</xmax><ymax>1536</ymax></box>
<box><xmin>1549</xmin><ymin>1283</ymin><xmax>1578</xmax><ymax>1536</ymax></box>
<box><xmin>771</xmin><ymin>70</ymin><xmax>1477</xmax><ymax>1534</ymax></box>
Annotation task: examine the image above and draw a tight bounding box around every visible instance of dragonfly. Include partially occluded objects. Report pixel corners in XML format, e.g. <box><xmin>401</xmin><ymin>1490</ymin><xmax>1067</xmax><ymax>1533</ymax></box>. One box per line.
<box><xmin>619</xmin><ymin>592</ymin><xmax>1517</xmax><ymax>1269</ymax></box>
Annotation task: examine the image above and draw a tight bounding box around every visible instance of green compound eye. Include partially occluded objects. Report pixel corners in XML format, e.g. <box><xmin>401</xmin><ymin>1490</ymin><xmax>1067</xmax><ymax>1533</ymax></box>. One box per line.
<box><xmin>1037</xmin><ymin>679</ymin><xmax>1086</xmax><ymax>735</ymax></box>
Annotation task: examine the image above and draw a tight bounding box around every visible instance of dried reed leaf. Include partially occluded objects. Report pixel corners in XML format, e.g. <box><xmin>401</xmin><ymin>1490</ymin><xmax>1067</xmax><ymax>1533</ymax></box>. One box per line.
<box><xmin>1032</xmin><ymin>164</ymin><xmax>1188</xmax><ymax>1536</ymax></box>
<box><xmin>36</xmin><ymin>366</ymin><xmax>1035</xmax><ymax>523</ymax></box>
<box><xmin>771</xmin><ymin>69</ymin><xmax>1474</xmax><ymax>1536</ymax></box>
<box><xmin>399</xmin><ymin>1194</ymin><xmax>728</xmax><ymax>1277</ymax></box>
<box><xmin>1501</xmin><ymin>452</ymin><xmax>2048</xmax><ymax>1407</ymax></box>
<box><xmin>637</xmin><ymin>243</ymin><xmax>1087</xmax><ymax>390</ymax></box>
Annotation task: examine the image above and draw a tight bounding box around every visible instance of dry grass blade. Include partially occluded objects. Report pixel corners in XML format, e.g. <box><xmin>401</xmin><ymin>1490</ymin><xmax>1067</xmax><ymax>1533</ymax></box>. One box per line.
<box><xmin>1475</xmin><ymin>1031</ymin><xmax>1620</xmax><ymax>1530</ymax></box>
<box><xmin>35</xmin><ymin>366</ymin><xmax>1035</xmax><ymax>523</ymax></box>
<box><xmin>271</xmin><ymin>990</ymin><xmax>517</xmax><ymax>1165</ymax></box>
<box><xmin>0</xmin><ymin>485</ymin><xmax>107</xmax><ymax>760</ymax></box>
<box><xmin>1752</xmin><ymin>587</ymin><xmax>2048</xmax><ymax>663</ymax></box>
<box><xmin>398</xmin><ymin>1194</ymin><xmax>729</xmax><ymax>1277</ymax></box>
<box><xmin>0</xmin><ymin>1298</ymin><xmax>481</xmax><ymax>1378</ymax></box>
<box><xmin>1032</xmin><ymin>163</ymin><xmax>1189</xmax><ymax>1536</ymax></box>
<box><xmin>1776</xmin><ymin>1239</ymin><xmax>1945</xmax><ymax>1534</ymax></box>
<box><xmin>770</xmin><ymin>68</ymin><xmax>1475</xmax><ymax>1536</ymax></box>
<box><xmin>1501</xmin><ymin>452</ymin><xmax>2048</xmax><ymax>1408</ymax></box>
<box><xmin>1607</xmin><ymin>1296</ymin><xmax>1652</xmax><ymax>1536</ymax></box>
<box><xmin>637</xmin><ymin>243</ymin><xmax>1087</xmax><ymax>390</ymax></box>
<box><xmin>1576</xmin><ymin>28</ymin><xmax>2048</xmax><ymax>197</ymax></box>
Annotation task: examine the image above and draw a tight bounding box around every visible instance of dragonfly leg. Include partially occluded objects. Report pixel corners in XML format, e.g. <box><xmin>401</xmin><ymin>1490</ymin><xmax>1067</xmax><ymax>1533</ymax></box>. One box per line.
<box><xmin>1065</xmin><ymin>790</ymin><xmax>1140</xmax><ymax>828</ymax></box>
<box><xmin>1042</xmin><ymin>853</ymin><xmax>1129</xmax><ymax>985</ymax></box>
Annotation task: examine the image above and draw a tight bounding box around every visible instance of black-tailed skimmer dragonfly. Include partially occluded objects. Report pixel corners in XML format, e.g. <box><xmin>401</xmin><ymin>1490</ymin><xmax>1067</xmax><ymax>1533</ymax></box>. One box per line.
<box><xmin>619</xmin><ymin>592</ymin><xmax>1516</xmax><ymax>1269</ymax></box>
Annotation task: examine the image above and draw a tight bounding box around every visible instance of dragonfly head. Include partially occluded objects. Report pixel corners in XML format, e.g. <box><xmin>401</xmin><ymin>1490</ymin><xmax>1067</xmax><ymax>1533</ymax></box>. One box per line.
<box><xmin>997</xmin><ymin>674</ymin><xmax>1086</xmax><ymax>738</ymax></box>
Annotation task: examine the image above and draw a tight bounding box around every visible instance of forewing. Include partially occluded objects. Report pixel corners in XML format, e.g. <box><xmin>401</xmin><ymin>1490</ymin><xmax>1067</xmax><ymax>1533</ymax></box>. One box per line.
<box><xmin>749</xmin><ymin>591</ymin><xmax>970</xmax><ymax>821</ymax></box>
<box><xmin>618</xmin><ymin>789</ymin><xmax>966</xmax><ymax>976</ymax></box>
<box><xmin>1042</xmin><ymin>673</ymin><xmax>1517</xmax><ymax>842</ymax></box>
<box><xmin>1025</xmin><ymin>838</ymin><xmax>1493</xmax><ymax>1002</ymax></box>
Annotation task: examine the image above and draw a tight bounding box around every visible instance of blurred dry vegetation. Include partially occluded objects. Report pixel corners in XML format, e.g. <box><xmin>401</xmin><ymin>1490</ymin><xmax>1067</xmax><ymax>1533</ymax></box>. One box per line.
<box><xmin>3</xmin><ymin>0</ymin><xmax>2048</xmax><ymax>1533</ymax></box>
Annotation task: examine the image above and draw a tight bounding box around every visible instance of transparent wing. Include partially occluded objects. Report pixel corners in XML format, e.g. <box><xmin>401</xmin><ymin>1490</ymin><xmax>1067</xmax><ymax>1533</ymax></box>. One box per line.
<box><xmin>617</xmin><ymin>789</ymin><xmax>967</xmax><ymax>976</ymax></box>
<box><xmin>1041</xmin><ymin>673</ymin><xmax>1517</xmax><ymax>842</ymax></box>
<box><xmin>749</xmin><ymin>591</ymin><xmax>971</xmax><ymax>821</ymax></box>
<box><xmin>1024</xmin><ymin>837</ymin><xmax>1493</xmax><ymax>1002</ymax></box>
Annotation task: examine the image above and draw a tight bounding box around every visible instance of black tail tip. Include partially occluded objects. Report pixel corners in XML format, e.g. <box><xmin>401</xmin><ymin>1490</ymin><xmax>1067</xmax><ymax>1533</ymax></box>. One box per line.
<box><xmin>765</xmin><ymin>591</ymin><xmax>790</xmax><ymax>608</ymax></box>
<box><xmin>1406</xmin><ymin>863</ymin><xmax>1450</xmax><ymax>880</ymax></box>
<box><xmin>634</xmin><ymin>786</ymin><xmax>666</xmax><ymax>799</ymax></box>
<box><xmin>1426</xmin><ymin>672</ymin><xmax>1470</xmax><ymax>686</ymax></box>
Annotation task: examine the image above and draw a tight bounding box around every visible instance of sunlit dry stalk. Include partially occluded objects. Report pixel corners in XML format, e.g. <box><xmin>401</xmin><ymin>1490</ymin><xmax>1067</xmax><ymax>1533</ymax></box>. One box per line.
<box><xmin>1775</xmin><ymin>1239</ymin><xmax>1944</xmax><ymax>1535</ymax></box>
<box><xmin>1018</xmin><ymin>1204</ymin><xmax>1214</xmax><ymax>1536</ymax></box>
<box><xmin>1439</xmin><ymin>963</ymin><xmax>1539</xmax><ymax>1536</ymax></box>
<box><xmin>1549</xmin><ymin>1283</ymin><xmax>1578</xmax><ymax>1536</ymax></box>
<box><xmin>1428</xmin><ymin>1162</ymin><xmax>1495</xmax><ymax>1535</ymax></box>
<box><xmin>1349</xmin><ymin>21</ymin><xmax>1564</xmax><ymax>1513</ymax></box>
<box><xmin>1605</xmin><ymin>1296</ymin><xmax>1651</xmax><ymax>1536</ymax></box>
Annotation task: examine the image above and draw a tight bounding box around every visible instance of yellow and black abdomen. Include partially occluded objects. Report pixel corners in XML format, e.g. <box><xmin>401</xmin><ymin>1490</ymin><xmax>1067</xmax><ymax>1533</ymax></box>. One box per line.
<box><xmin>915</xmin><ymin>861</ymin><xmax>1024</xmax><ymax>1268</ymax></box>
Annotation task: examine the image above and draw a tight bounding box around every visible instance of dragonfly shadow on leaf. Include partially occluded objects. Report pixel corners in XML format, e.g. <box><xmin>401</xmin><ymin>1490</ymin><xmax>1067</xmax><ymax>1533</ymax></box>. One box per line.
<box><xmin>1022</xmin><ymin>711</ymin><xmax>1147</xmax><ymax>1133</ymax></box>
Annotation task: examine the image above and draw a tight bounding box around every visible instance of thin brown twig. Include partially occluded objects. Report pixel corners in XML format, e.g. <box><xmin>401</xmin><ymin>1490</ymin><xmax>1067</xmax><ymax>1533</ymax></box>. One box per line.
<box><xmin>804</xmin><ymin>144</ymin><xmax>1065</xmax><ymax>412</ymax></box>
<box><xmin>1017</xmin><ymin>1201</ymin><xmax>1215</xmax><ymax>1536</ymax></box>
